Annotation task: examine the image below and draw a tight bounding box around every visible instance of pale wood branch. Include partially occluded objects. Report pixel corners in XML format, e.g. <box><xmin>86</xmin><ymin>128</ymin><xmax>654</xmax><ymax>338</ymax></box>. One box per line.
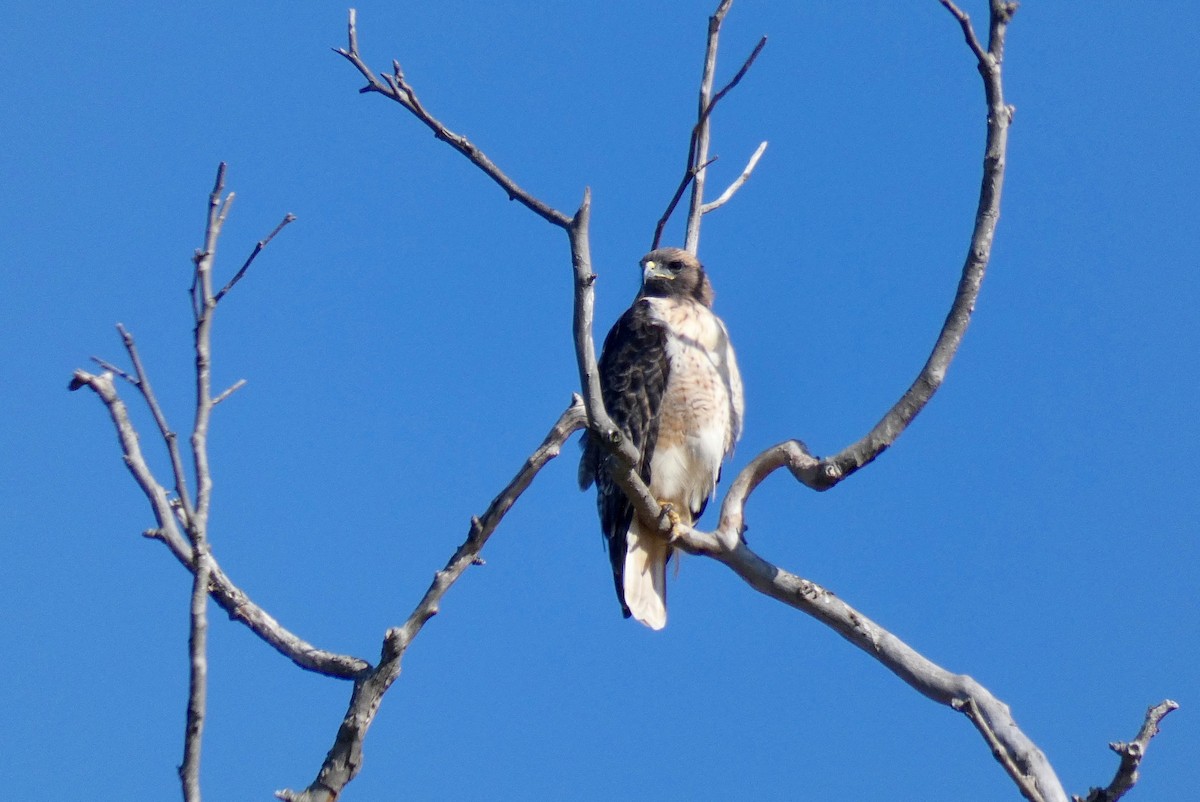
<box><xmin>276</xmin><ymin>399</ymin><xmax>588</xmax><ymax>802</ymax></box>
<box><xmin>115</xmin><ymin>322</ymin><xmax>196</xmax><ymax>527</ymax></box>
<box><xmin>700</xmin><ymin>140</ymin><xmax>768</xmax><ymax>214</ymax></box>
<box><xmin>181</xmin><ymin>541</ymin><xmax>211</xmax><ymax>802</ymax></box>
<box><xmin>70</xmin><ymin>170</ymin><xmax>362</xmax><ymax>689</ymax></box>
<box><xmin>653</xmin><ymin>0</ymin><xmax>768</xmax><ymax>252</ymax></box>
<box><xmin>73</xmin><ymin>368</ymin><xmax>368</xmax><ymax>678</ymax></box>
<box><xmin>685</xmin><ymin>0</ymin><xmax>731</xmax><ymax>254</ymax></box>
<box><xmin>661</xmin><ymin>515</ymin><xmax>1068</xmax><ymax>802</ymax></box>
<box><xmin>211</xmin><ymin>378</ymin><xmax>247</xmax><ymax>406</ymax></box>
<box><xmin>178</xmin><ymin>162</ymin><xmax>236</xmax><ymax>800</ymax></box>
<box><xmin>740</xmin><ymin>0</ymin><xmax>1018</xmax><ymax>493</ymax></box>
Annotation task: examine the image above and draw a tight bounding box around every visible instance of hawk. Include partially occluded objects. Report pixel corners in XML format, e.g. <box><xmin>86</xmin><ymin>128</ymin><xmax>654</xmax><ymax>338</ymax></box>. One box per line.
<box><xmin>579</xmin><ymin>247</ymin><xmax>743</xmax><ymax>630</ymax></box>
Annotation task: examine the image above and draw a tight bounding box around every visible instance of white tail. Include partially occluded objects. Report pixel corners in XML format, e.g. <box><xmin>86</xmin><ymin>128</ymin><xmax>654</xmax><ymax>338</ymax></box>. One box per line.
<box><xmin>623</xmin><ymin>521</ymin><xmax>669</xmax><ymax>630</ymax></box>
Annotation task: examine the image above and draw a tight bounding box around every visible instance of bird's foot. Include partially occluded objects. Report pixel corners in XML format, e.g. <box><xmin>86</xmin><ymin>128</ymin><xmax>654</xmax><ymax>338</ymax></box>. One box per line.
<box><xmin>658</xmin><ymin>501</ymin><xmax>685</xmax><ymax>541</ymax></box>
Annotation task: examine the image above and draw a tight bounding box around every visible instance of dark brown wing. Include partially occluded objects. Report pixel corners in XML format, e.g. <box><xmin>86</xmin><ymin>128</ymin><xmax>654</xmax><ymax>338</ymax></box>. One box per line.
<box><xmin>578</xmin><ymin>299</ymin><xmax>670</xmax><ymax>618</ymax></box>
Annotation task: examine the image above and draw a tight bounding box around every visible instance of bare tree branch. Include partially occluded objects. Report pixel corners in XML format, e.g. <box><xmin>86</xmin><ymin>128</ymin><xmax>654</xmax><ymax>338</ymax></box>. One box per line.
<box><xmin>116</xmin><ymin>322</ymin><xmax>196</xmax><ymax>525</ymax></box>
<box><xmin>651</xmin><ymin>155</ymin><xmax>716</xmax><ymax>252</ymax></box>
<box><xmin>70</xmin><ymin>171</ymin><xmax>364</xmax><ymax>685</ymax></box>
<box><xmin>653</xmin><ymin>0</ymin><xmax>768</xmax><ymax>252</ymax></box>
<box><xmin>729</xmin><ymin>0</ymin><xmax>1019</xmax><ymax>493</ymax></box>
<box><xmin>180</xmin><ymin>540</ymin><xmax>211</xmax><ymax>802</ymax></box>
<box><xmin>77</xmin><ymin>375</ymin><xmax>371</xmax><ymax>678</ymax></box>
<box><xmin>177</xmin><ymin>160</ymin><xmax>242</xmax><ymax>799</ymax></box>
<box><xmin>277</xmin><ymin>398</ymin><xmax>588</xmax><ymax>802</ymax></box>
<box><xmin>214</xmin><ymin>212</ymin><xmax>296</xmax><ymax>304</ymax></box>
<box><xmin>211</xmin><ymin>378</ymin><xmax>247</xmax><ymax>406</ymax></box>
<box><xmin>658</xmin><ymin>514</ymin><xmax>1070</xmax><ymax>802</ymax></box>
<box><xmin>89</xmin><ymin>355</ymin><xmax>138</xmax><ymax>387</ymax></box>
<box><xmin>686</xmin><ymin>1</ymin><xmax>737</xmax><ymax>253</ymax></box>
<box><xmin>334</xmin><ymin>9</ymin><xmax>572</xmax><ymax>229</ymax></box>
<box><xmin>960</xmin><ymin>696</ymin><xmax>1049</xmax><ymax>802</ymax></box>
<box><xmin>1076</xmin><ymin>700</ymin><xmax>1179</xmax><ymax>802</ymax></box>
<box><xmin>700</xmin><ymin>140</ymin><xmax>768</xmax><ymax>214</ymax></box>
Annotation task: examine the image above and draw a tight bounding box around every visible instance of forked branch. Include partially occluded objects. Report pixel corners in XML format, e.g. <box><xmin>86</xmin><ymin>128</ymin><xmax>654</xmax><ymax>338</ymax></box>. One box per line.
<box><xmin>653</xmin><ymin>0</ymin><xmax>769</xmax><ymax>252</ymax></box>
<box><xmin>332</xmin><ymin>9</ymin><xmax>631</xmax><ymax>501</ymax></box>
<box><xmin>71</xmin><ymin>364</ymin><xmax>370</xmax><ymax>683</ymax></box>
<box><xmin>1075</xmin><ymin>700</ymin><xmax>1179</xmax><ymax>802</ymax></box>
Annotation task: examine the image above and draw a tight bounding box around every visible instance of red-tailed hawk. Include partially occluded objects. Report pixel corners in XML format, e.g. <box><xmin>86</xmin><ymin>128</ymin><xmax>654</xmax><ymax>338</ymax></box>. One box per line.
<box><xmin>579</xmin><ymin>247</ymin><xmax>744</xmax><ymax>629</ymax></box>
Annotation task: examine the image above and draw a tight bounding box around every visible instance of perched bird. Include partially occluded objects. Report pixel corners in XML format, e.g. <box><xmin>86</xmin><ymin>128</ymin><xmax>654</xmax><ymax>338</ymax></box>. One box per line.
<box><xmin>579</xmin><ymin>247</ymin><xmax>743</xmax><ymax>629</ymax></box>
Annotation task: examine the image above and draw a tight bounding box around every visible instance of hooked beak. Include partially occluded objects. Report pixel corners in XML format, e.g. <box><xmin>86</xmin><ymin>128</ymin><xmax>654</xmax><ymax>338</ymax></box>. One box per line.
<box><xmin>642</xmin><ymin>260</ymin><xmax>674</xmax><ymax>282</ymax></box>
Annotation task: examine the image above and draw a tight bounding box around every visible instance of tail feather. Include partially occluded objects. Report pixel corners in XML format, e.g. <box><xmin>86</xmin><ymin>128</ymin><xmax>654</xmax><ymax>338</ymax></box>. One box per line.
<box><xmin>623</xmin><ymin>521</ymin><xmax>669</xmax><ymax>630</ymax></box>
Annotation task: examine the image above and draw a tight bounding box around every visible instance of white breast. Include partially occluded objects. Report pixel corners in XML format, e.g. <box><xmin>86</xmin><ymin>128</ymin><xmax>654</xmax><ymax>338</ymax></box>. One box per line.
<box><xmin>643</xmin><ymin>297</ymin><xmax>744</xmax><ymax>519</ymax></box>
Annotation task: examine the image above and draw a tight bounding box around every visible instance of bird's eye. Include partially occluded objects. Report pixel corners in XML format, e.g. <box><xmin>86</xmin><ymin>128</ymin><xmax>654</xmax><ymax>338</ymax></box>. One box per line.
<box><xmin>668</xmin><ymin>261</ymin><xmax>683</xmax><ymax>272</ymax></box>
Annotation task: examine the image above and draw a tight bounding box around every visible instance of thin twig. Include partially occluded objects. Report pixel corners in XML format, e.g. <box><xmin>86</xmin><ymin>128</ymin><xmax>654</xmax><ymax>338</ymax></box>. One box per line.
<box><xmin>939</xmin><ymin>0</ymin><xmax>990</xmax><ymax>62</ymax></box>
<box><xmin>212</xmin><ymin>379</ymin><xmax>247</xmax><ymax>406</ymax></box>
<box><xmin>89</xmin><ymin>356</ymin><xmax>137</xmax><ymax>386</ymax></box>
<box><xmin>214</xmin><ymin>213</ymin><xmax>296</xmax><ymax>304</ymax></box>
<box><xmin>116</xmin><ymin>322</ymin><xmax>195</xmax><ymax>525</ymax></box>
<box><xmin>652</xmin><ymin>155</ymin><xmax>716</xmax><ymax>250</ymax></box>
<box><xmin>708</xmin><ymin>35</ymin><xmax>767</xmax><ymax>114</ymax></box>
<box><xmin>700</xmin><ymin>140</ymin><xmax>768</xmax><ymax>213</ymax></box>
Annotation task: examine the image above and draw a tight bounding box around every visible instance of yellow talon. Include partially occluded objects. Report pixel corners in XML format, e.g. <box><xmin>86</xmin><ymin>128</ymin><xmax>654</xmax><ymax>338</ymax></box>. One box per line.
<box><xmin>658</xmin><ymin>501</ymin><xmax>684</xmax><ymax>540</ymax></box>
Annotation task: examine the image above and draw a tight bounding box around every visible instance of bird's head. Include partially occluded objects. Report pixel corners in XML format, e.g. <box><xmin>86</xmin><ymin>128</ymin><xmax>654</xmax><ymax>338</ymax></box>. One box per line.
<box><xmin>638</xmin><ymin>247</ymin><xmax>714</xmax><ymax>306</ymax></box>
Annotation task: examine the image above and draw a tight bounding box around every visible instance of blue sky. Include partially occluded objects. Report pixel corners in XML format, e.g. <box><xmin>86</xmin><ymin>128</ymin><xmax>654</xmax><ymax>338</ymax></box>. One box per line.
<box><xmin>2</xmin><ymin>2</ymin><xmax>1196</xmax><ymax>799</ymax></box>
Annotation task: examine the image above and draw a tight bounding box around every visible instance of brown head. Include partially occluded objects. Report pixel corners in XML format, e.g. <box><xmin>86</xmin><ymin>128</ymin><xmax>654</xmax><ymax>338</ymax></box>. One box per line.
<box><xmin>637</xmin><ymin>247</ymin><xmax>714</xmax><ymax>307</ymax></box>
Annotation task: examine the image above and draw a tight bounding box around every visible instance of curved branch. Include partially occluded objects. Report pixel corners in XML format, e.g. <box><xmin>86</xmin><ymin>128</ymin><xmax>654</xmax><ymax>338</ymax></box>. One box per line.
<box><xmin>277</xmin><ymin>399</ymin><xmax>588</xmax><ymax>802</ymax></box>
<box><xmin>726</xmin><ymin>0</ymin><xmax>1016</xmax><ymax>493</ymax></box>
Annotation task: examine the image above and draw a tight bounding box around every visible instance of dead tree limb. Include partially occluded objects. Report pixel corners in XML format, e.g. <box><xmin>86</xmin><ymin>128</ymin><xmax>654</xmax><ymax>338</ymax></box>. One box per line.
<box><xmin>275</xmin><ymin>399</ymin><xmax>588</xmax><ymax>802</ymax></box>
<box><xmin>653</xmin><ymin>0</ymin><xmax>769</xmax><ymax>252</ymax></box>
<box><xmin>1076</xmin><ymin>700</ymin><xmax>1179</xmax><ymax>802</ymax></box>
<box><xmin>797</xmin><ymin>0</ymin><xmax>1018</xmax><ymax>488</ymax></box>
<box><xmin>333</xmin><ymin>10</ymin><xmax>571</xmax><ymax>229</ymax></box>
